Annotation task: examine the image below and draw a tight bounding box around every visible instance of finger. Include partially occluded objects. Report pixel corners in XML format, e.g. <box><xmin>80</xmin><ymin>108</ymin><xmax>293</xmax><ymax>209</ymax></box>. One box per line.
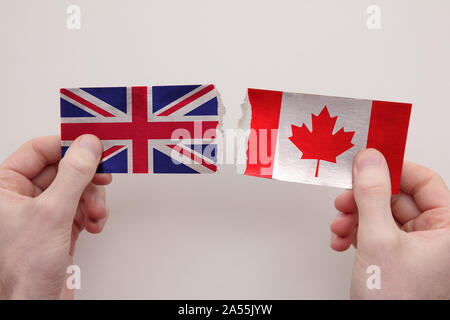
<box><xmin>0</xmin><ymin>168</ymin><xmax>38</xmax><ymax>197</ymax></box>
<box><xmin>335</xmin><ymin>190</ymin><xmax>357</xmax><ymax>213</ymax></box>
<box><xmin>403</xmin><ymin>207</ymin><xmax>450</xmax><ymax>232</ymax></box>
<box><xmin>92</xmin><ymin>173</ymin><xmax>113</xmax><ymax>185</ymax></box>
<box><xmin>83</xmin><ymin>184</ymin><xmax>110</xmax><ymax>234</ymax></box>
<box><xmin>73</xmin><ymin>201</ymin><xmax>87</xmax><ymax>233</ymax></box>
<box><xmin>337</xmin><ymin>184</ymin><xmax>422</xmax><ymax>226</ymax></box>
<box><xmin>390</xmin><ymin>190</ymin><xmax>422</xmax><ymax>225</ymax></box>
<box><xmin>352</xmin><ymin>233</ymin><xmax>358</xmax><ymax>249</ymax></box>
<box><xmin>85</xmin><ymin>212</ymin><xmax>109</xmax><ymax>234</ymax></box>
<box><xmin>32</xmin><ymin>168</ymin><xmax>111</xmax><ymax>194</ymax></box>
<box><xmin>0</xmin><ymin>135</ymin><xmax>61</xmax><ymax>180</ymax></box>
<box><xmin>31</xmin><ymin>164</ymin><xmax>57</xmax><ymax>193</ymax></box>
<box><xmin>330</xmin><ymin>212</ymin><xmax>358</xmax><ymax>237</ymax></box>
<box><xmin>72</xmin><ymin>183</ymin><xmax>108</xmax><ymax>235</ymax></box>
<box><xmin>330</xmin><ymin>232</ymin><xmax>355</xmax><ymax>252</ymax></box>
<box><xmin>40</xmin><ymin>135</ymin><xmax>103</xmax><ymax>223</ymax></box>
<box><xmin>400</xmin><ymin>161</ymin><xmax>450</xmax><ymax>212</ymax></box>
<box><xmin>82</xmin><ymin>184</ymin><xmax>107</xmax><ymax>221</ymax></box>
<box><xmin>352</xmin><ymin>149</ymin><xmax>398</xmax><ymax>241</ymax></box>
<box><xmin>71</xmin><ymin>204</ymin><xmax>87</xmax><ymax>256</ymax></box>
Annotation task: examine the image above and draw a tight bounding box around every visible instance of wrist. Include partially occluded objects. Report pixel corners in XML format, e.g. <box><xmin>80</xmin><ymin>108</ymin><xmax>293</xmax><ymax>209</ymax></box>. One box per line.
<box><xmin>0</xmin><ymin>266</ymin><xmax>61</xmax><ymax>300</ymax></box>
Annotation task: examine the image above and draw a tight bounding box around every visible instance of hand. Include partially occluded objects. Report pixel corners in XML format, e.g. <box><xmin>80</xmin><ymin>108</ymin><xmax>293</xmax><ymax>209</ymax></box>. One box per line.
<box><xmin>0</xmin><ymin>135</ymin><xmax>111</xmax><ymax>299</ymax></box>
<box><xmin>330</xmin><ymin>149</ymin><xmax>450</xmax><ymax>299</ymax></box>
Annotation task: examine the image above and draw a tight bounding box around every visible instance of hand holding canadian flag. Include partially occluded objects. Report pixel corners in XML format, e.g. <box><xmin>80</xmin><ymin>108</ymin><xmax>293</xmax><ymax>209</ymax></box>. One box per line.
<box><xmin>331</xmin><ymin>149</ymin><xmax>450</xmax><ymax>299</ymax></box>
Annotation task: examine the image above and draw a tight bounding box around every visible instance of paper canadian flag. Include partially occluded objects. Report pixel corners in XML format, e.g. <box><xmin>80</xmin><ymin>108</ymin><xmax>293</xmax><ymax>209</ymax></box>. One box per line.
<box><xmin>238</xmin><ymin>88</ymin><xmax>412</xmax><ymax>194</ymax></box>
<box><xmin>60</xmin><ymin>85</ymin><xmax>221</xmax><ymax>174</ymax></box>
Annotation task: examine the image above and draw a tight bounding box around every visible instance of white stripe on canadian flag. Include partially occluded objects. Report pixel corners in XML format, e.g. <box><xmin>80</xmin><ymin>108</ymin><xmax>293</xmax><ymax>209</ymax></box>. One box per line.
<box><xmin>241</xmin><ymin>89</ymin><xmax>412</xmax><ymax>194</ymax></box>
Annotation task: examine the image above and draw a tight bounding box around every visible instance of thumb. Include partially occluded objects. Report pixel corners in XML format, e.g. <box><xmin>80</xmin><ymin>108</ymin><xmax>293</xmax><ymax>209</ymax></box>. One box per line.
<box><xmin>353</xmin><ymin>148</ymin><xmax>398</xmax><ymax>242</ymax></box>
<box><xmin>41</xmin><ymin>134</ymin><xmax>102</xmax><ymax>222</ymax></box>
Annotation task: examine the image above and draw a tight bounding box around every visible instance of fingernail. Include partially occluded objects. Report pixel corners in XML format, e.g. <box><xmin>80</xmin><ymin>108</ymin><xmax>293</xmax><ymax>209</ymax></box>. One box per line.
<box><xmin>98</xmin><ymin>217</ymin><xmax>107</xmax><ymax>229</ymax></box>
<box><xmin>356</xmin><ymin>149</ymin><xmax>382</xmax><ymax>172</ymax></box>
<box><xmin>78</xmin><ymin>135</ymin><xmax>102</xmax><ymax>158</ymax></box>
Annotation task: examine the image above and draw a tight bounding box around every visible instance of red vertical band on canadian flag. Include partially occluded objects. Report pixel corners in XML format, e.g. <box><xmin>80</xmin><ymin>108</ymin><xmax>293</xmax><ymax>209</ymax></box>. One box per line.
<box><xmin>244</xmin><ymin>89</ymin><xmax>283</xmax><ymax>178</ymax></box>
<box><xmin>366</xmin><ymin>100</ymin><xmax>412</xmax><ymax>194</ymax></box>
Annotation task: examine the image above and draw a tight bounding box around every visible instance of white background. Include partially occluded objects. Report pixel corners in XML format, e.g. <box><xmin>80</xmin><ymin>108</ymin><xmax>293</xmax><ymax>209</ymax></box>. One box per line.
<box><xmin>0</xmin><ymin>0</ymin><xmax>449</xmax><ymax>299</ymax></box>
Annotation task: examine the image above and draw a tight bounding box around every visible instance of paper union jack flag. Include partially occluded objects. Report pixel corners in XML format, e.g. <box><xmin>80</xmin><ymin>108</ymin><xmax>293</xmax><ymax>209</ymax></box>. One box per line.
<box><xmin>60</xmin><ymin>85</ymin><xmax>220</xmax><ymax>173</ymax></box>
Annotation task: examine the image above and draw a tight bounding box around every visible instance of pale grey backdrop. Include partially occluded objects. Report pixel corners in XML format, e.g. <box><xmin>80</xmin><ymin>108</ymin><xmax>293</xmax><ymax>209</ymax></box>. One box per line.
<box><xmin>0</xmin><ymin>0</ymin><xmax>449</xmax><ymax>299</ymax></box>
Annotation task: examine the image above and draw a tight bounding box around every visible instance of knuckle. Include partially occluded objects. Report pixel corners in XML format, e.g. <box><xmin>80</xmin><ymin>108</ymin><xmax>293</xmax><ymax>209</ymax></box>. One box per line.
<box><xmin>430</xmin><ymin>169</ymin><xmax>440</xmax><ymax>179</ymax></box>
<box><xmin>424</xmin><ymin>210</ymin><xmax>450</xmax><ymax>229</ymax></box>
<box><xmin>425</xmin><ymin>169</ymin><xmax>445</xmax><ymax>187</ymax></box>
<box><xmin>0</xmin><ymin>170</ymin><xmax>35</xmax><ymax>196</ymax></box>
<box><xmin>428</xmin><ymin>170</ymin><xmax>445</xmax><ymax>186</ymax></box>
<box><xmin>0</xmin><ymin>173</ymin><xmax>20</xmax><ymax>191</ymax></box>
<box><xmin>422</xmin><ymin>213</ymin><xmax>436</xmax><ymax>227</ymax></box>
<box><xmin>356</xmin><ymin>180</ymin><xmax>387</xmax><ymax>198</ymax></box>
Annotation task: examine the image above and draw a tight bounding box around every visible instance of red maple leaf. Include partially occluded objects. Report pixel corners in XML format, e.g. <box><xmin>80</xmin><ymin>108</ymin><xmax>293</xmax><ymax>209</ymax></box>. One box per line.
<box><xmin>289</xmin><ymin>106</ymin><xmax>355</xmax><ymax>177</ymax></box>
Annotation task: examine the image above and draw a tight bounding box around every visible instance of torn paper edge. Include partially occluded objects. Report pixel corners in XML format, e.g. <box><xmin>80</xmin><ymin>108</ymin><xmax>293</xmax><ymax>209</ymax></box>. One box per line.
<box><xmin>214</xmin><ymin>85</ymin><xmax>226</xmax><ymax>173</ymax></box>
<box><xmin>236</xmin><ymin>90</ymin><xmax>251</xmax><ymax>174</ymax></box>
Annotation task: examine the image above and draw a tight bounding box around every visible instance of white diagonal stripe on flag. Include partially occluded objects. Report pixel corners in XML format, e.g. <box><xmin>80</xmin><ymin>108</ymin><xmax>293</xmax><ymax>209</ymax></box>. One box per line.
<box><xmin>61</xmin><ymin>93</ymin><xmax>105</xmax><ymax>118</ymax></box>
<box><xmin>67</xmin><ymin>88</ymin><xmax>130</xmax><ymax>119</ymax></box>
<box><xmin>166</xmin><ymin>89</ymin><xmax>217</xmax><ymax>117</ymax></box>
<box><xmin>101</xmin><ymin>145</ymin><xmax>128</xmax><ymax>162</ymax></box>
<box><xmin>152</xmin><ymin>85</ymin><xmax>209</xmax><ymax>117</ymax></box>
